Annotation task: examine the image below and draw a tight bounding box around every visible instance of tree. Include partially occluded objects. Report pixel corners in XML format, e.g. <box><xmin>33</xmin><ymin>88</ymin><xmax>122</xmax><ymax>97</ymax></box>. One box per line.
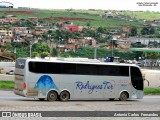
<box><xmin>141</xmin><ymin>26</ymin><xmax>155</xmax><ymax>35</ymax></box>
<box><xmin>97</xmin><ymin>27</ymin><xmax>106</xmax><ymax>34</ymax></box>
<box><xmin>131</xmin><ymin>43</ymin><xmax>146</xmax><ymax>48</ymax></box>
<box><xmin>148</xmin><ymin>41</ymin><xmax>158</xmax><ymax>48</ymax></box>
<box><xmin>86</xmin><ymin>21</ymin><xmax>91</xmax><ymax>27</ymax></box>
<box><xmin>2</xmin><ymin>51</ymin><xmax>12</xmax><ymax>57</ymax></box>
<box><xmin>51</xmin><ymin>48</ymin><xmax>58</xmax><ymax>57</ymax></box>
<box><xmin>130</xmin><ymin>27</ymin><xmax>137</xmax><ymax>36</ymax></box>
<box><xmin>3</xmin><ymin>43</ymin><xmax>12</xmax><ymax>50</ymax></box>
<box><xmin>23</xmin><ymin>38</ymin><xmax>31</xmax><ymax>47</ymax></box>
<box><xmin>32</xmin><ymin>43</ymin><xmax>50</xmax><ymax>57</ymax></box>
<box><xmin>150</xmin><ymin>27</ymin><xmax>155</xmax><ymax>34</ymax></box>
<box><xmin>40</xmin><ymin>52</ymin><xmax>50</xmax><ymax>58</ymax></box>
<box><xmin>16</xmin><ymin>48</ymin><xmax>29</xmax><ymax>58</ymax></box>
<box><xmin>145</xmin><ymin>52</ymin><xmax>160</xmax><ymax>59</ymax></box>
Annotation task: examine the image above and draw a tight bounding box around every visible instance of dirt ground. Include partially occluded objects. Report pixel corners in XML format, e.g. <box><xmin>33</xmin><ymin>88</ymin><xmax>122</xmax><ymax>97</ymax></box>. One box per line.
<box><xmin>141</xmin><ymin>69</ymin><xmax>160</xmax><ymax>88</ymax></box>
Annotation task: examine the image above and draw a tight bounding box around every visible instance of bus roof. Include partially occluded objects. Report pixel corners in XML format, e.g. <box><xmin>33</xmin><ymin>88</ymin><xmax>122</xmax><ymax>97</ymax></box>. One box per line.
<box><xmin>17</xmin><ymin>57</ymin><xmax>138</xmax><ymax>67</ymax></box>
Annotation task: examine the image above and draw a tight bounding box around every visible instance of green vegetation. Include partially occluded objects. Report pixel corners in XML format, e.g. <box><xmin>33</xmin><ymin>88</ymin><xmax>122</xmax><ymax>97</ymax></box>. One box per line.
<box><xmin>0</xmin><ymin>8</ymin><xmax>143</xmax><ymax>28</ymax></box>
<box><xmin>60</xmin><ymin>47</ymin><xmax>140</xmax><ymax>60</ymax></box>
<box><xmin>1</xmin><ymin>8</ymin><xmax>160</xmax><ymax>28</ymax></box>
<box><xmin>120</xmin><ymin>11</ymin><xmax>160</xmax><ymax>21</ymax></box>
<box><xmin>0</xmin><ymin>81</ymin><xmax>14</xmax><ymax>90</ymax></box>
<box><xmin>144</xmin><ymin>88</ymin><xmax>160</xmax><ymax>95</ymax></box>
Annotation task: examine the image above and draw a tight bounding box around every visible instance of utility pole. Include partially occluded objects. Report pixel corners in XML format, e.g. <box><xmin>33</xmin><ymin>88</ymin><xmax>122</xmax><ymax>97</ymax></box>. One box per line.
<box><xmin>30</xmin><ymin>40</ymin><xmax>38</xmax><ymax>58</ymax></box>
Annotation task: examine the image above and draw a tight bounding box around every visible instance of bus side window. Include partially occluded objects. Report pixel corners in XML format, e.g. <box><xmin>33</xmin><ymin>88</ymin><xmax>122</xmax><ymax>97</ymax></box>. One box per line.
<box><xmin>47</xmin><ymin>63</ymin><xmax>61</xmax><ymax>74</ymax></box>
<box><xmin>61</xmin><ymin>63</ymin><xmax>76</xmax><ymax>74</ymax></box>
<box><xmin>29</xmin><ymin>62</ymin><xmax>35</xmax><ymax>72</ymax></box>
<box><xmin>29</xmin><ymin>62</ymin><xmax>47</xmax><ymax>73</ymax></box>
<box><xmin>102</xmin><ymin>66</ymin><xmax>129</xmax><ymax>76</ymax></box>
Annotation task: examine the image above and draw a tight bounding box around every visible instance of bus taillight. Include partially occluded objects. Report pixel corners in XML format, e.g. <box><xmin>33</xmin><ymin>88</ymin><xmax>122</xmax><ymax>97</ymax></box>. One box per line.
<box><xmin>23</xmin><ymin>82</ymin><xmax>26</xmax><ymax>90</ymax></box>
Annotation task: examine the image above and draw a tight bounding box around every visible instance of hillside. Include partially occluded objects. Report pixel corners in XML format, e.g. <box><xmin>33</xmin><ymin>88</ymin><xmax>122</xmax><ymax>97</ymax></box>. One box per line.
<box><xmin>0</xmin><ymin>8</ymin><xmax>146</xmax><ymax>28</ymax></box>
<box><xmin>120</xmin><ymin>11</ymin><xmax>160</xmax><ymax>21</ymax></box>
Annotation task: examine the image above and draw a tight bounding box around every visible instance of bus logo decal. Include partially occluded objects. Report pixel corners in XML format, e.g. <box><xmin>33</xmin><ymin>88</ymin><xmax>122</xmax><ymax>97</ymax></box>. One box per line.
<box><xmin>75</xmin><ymin>81</ymin><xmax>113</xmax><ymax>94</ymax></box>
<box><xmin>34</xmin><ymin>75</ymin><xmax>58</xmax><ymax>95</ymax></box>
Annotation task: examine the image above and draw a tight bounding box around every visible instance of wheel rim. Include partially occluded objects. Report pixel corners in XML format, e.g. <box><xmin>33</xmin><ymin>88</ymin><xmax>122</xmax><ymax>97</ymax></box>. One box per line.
<box><xmin>47</xmin><ymin>91</ymin><xmax>57</xmax><ymax>101</ymax></box>
<box><xmin>60</xmin><ymin>91</ymin><xmax>69</xmax><ymax>101</ymax></box>
<box><xmin>62</xmin><ymin>94</ymin><xmax>67</xmax><ymax>99</ymax></box>
<box><xmin>120</xmin><ymin>92</ymin><xmax>127</xmax><ymax>101</ymax></box>
<box><xmin>50</xmin><ymin>94</ymin><xmax>55</xmax><ymax>99</ymax></box>
<box><xmin>122</xmin><ymin>94</ymin><xmax>127</xmax><ymax>100</ymax></box>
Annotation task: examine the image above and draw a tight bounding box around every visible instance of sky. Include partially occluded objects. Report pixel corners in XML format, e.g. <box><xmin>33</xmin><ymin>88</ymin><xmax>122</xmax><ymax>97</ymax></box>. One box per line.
<box><xmin>4</xmin><ymin>0</ymin><xmax>160</xmax><ymax>11</ymax></box>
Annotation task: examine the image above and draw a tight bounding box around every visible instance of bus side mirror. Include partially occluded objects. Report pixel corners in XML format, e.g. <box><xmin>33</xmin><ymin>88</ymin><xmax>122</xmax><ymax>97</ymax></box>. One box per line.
<box><xmin>144</xmin><ymin>78</ymin><xmax>149</xmax><ymax>86</ymax></box>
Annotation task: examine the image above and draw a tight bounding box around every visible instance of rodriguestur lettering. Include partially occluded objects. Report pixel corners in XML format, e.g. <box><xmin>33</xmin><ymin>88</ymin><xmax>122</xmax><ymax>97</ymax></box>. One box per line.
<box><xmin>75</xmin><ymin>81</ymin><xmax>113</xmax><ymax>94</ymax></box>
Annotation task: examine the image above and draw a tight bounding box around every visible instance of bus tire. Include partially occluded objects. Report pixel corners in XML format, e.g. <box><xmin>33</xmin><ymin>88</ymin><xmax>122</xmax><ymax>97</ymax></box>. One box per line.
<box><xmin>47</xmin><ymin>91</ymin><xmax>57</xmax><ymax>101</ymax></box>
<box><xmin>119</xmin><ymin>92</ymin><xmax>128</xmax><ymax>101</ymax></box>
<box><xmin>60</xmin><ymin>91</ymin><xmax>70</xmax><ymax>101</ymax></box>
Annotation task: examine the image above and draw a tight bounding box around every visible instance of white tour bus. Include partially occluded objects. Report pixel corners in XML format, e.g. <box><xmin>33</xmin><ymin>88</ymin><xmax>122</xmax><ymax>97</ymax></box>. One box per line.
<box><xmin>14</xmin><ymin>57</ymin><xmax>144</xmax><ymax>101</ymax></box>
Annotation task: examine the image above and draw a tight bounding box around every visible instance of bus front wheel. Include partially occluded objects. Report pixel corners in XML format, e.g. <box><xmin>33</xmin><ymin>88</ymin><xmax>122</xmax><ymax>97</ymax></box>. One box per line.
<box><xmin>47</xmin><ymin>91</ymin><xmax>57</xmax><ymax>101</ymax></box>
<box><xmin>119</xmin><ymin>92</ymin><xmax>128</xmax><ymax>101</ymax></box>
<box><xmin>60</xmin><ymin>91</ymin><xmax>70</xmax><ymax>101</ymax></box>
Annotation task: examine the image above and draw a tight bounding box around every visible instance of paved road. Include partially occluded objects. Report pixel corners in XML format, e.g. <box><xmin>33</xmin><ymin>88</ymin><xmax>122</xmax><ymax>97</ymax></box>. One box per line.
<box><xmin>0</xmin><ymin>90</ymin><xmax>160</xmax><ymax>111</ymax></box>
<box><xmin>0</xmin><ymin>90</ymin><xmax>160</xmax><ymax>120</ymax></box>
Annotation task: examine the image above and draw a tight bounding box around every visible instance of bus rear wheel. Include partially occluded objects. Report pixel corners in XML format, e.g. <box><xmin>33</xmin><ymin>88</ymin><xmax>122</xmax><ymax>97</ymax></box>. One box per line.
<box><xmin>47</xmin><ymin>91</ymin><xmax>57</xmax><ymax>101</ymax></box>
<box><xmin>119</xmin><ymin>92</ymin><xmax>128</xmax><ymax>101</ymax></box>
<box><xmin>60</xmin><ymin>91</ymin><xmax>70</xmax><ymax>101</ymax></box>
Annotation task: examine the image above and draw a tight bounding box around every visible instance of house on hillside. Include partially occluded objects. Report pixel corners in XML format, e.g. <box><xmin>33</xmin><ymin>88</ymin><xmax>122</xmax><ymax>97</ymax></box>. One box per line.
<box><xmin>63</xmin><ymin>25</ymin><xmax>83</xmax><ymax>32</ymax></box>
<box><xmin>67</xmin><ymin>38</ymin><xmax>80</xmax><ymax>44</ymax></box>
<box><xmin>12</xmin><ymin>27</ymin><xmax>33</xmax><ymax>38</ymax></box>
<box><xmin>65</xmin><ymin>44</ymin><xmax>78</xmax><ymax>52</ymax></box>
<box><xmin>0</xmin><ymin>27</ymin><xmax>13</xmax><ymax>37</ymax></box>
<box><xmin>12</xmin><ymin>27</ymin><xmax>31</xmax><ymax>34</ymax></box>
<box><xmin>109</xmin><ymin>39</ymin><xmax>131</xmax><ymax>51</ymax></box>
<box><xmin>12</xmin><ymin>27</ymin><xmax>32</xmax><ymax>35</ymax></box>
<box><xmin>28</xmin><ymin>17</ymin><xmax>39</xmax><ymax>23</ymax></box>
<box><xmin>82</xmin><ymin>37</ymin><xmax>96</xmax><ymax>47</ymax></box>
<box><xmin>127</xmin><ymin>37</ymin><xmax>160</xmax><ymax>46</ymax></box>
<box><xmin>102</xmin><ymin>12</ymin><xmax>114</xmax><ymax>18</ymax></box>
<box><xmin>0</xmin><ymin>36</ymin><xmax>12</xmax><ymax>46</ymax></box>
<box><xmin>122</xmin><ymin>25</ymin><xmax>132</xmax><ymax>33</ymax></box>
<box><xmin>13</xmin><ymin>38</ymin><xmax>25</xmax><ymax>43</ymax></box>
<box><xmin>65</xmin><ymin>37</ymin><xmax>96</xmax><ymax>52</ymax></box>
<box><xmin>67</xmin><ymin>37</ymin><xmax>96</xmax><ymax>47</ymax></box>
<box><xmin>0</xmin><ymin>17</ymin><xmax>20</xmax><ymax>24</ymax></box>
<box><xmin>32</xmin><ymin>29</ymin><xmax>47</xmax><ymax>35</ymax></box>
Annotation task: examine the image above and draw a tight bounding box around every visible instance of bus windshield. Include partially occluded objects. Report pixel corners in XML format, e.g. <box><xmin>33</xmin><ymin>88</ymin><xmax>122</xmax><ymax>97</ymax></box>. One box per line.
<box><xmin>15</xmin><ymin>59</ymin><xmax>26</xmax><ymax>69</ymax></box>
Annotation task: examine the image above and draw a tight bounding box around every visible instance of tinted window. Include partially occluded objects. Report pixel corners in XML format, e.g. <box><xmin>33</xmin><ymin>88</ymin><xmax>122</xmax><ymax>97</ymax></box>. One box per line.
<box><xmin>101</xmin><ymin>66</ymin><xmax>129</xmax><ymax>76</ymax></box>
<box><xmin>29</xmin><ymin>62</ymin><xmax>47</xmax><ymax>73</ymax></box>
<box><xmin>47</xmin><ymin>62</ymin><xmax>61</xmax><ymax>73</ymax></box>
<box><xmin>15</xmin><ymin>59</ymin><xmax>26</xmax><ymax>69</ymax></box>
<box><xmin>29</xmin><ymin>61</ymin><xmax>129</xmax><ymax>76</ymax></box>
<box><xmin>76</xmin><ymin>64</ymin><xmax>98</xmax><ymax>75</ymax></box>
<box><xmin>131</xmin><ymin>66</ymin><xmax>142</xmax><ymax>77</ymax></box>
<box><xmin>61</xmin><ymin>63</ymin><xmax>76</xmax><ymax>74</ymax></box>
<box><xmin>131</xmin><ymin>67</ymin><xmax>143</xmax><ymax>90</ymax></box>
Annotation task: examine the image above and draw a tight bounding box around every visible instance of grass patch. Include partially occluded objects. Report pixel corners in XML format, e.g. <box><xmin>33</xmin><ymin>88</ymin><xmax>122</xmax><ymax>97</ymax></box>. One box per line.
<box><xmin>0</xmin><ymin>81</ymin><xmax>14</xmax><ymax>90</ymax></box>
<box><xmin>144</xmin><ymin>88</ymin><xmax>160</xmax><ymax>95</ymax></box>
<box><xmin>0</xmin><ymin>8</ymin><xmax>143</xmax><ymax>28</ymax></box>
